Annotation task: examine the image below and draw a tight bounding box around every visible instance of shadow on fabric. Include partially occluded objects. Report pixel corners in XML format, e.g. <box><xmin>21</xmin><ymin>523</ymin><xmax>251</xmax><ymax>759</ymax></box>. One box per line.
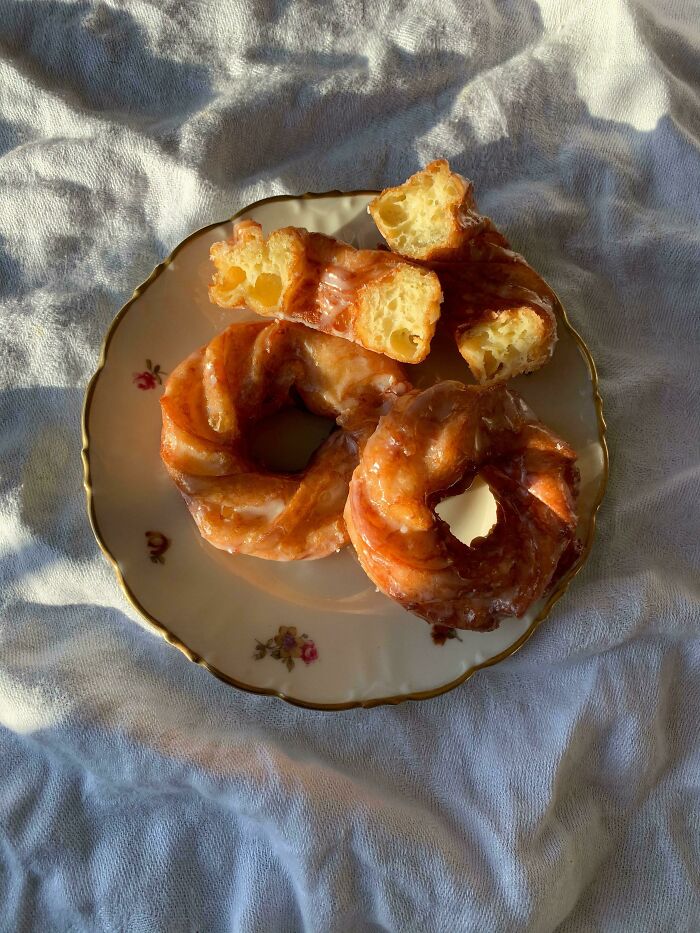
<box><xmin>0</xmin><ymin>0</ymin><xmax>213</xmax><ymax>122</ymax></box>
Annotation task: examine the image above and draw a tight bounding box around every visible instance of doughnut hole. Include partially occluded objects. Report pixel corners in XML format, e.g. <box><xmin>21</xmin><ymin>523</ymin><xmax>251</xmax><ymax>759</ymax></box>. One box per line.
<box><xmin>249</xmin><ymin>406</ymin><xmax>336</xmax><ymax>473</ymax></box>
<box><xmin>434</xmin><ymin>475</ymin><xmax>498</xmax><ymax>546</ymax></box>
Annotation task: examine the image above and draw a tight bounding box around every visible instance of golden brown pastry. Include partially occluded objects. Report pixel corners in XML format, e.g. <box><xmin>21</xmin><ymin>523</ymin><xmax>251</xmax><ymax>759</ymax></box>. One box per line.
<box><xmin>209</xmin><ymin>220</ymin><xmax>442</xmax><ymax>364</ymax></box>
<box><xmin>433</xmin><ymin>249</ymin><xmax>558</xmax><ymax>383</ymax></box>
<box><xmin>344</xmin><ymin>380</ymin><xmax>579</xmax><ymax>630</ymax></box>
<box><xmin>369</xmin><ymin>160</ymin><xmax>557</xmax><ymax>384</ymax></box>
<box><xmin>160</xmin><ymin>319</ymin><xmax>411</xmax><ymax>560</ymax></box>
<box><xmin>368</xmin><ymin>159</ymin><xmax>508</xmax><ymax>262</ymax></box>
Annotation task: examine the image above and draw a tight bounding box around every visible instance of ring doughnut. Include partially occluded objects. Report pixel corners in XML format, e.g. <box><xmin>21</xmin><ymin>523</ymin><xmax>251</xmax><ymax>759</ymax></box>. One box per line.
<box><xmin>344</xmin><ymin>380</ymin><xmax>579</xmax><ymax>630</ymax></box>
<box><xmin>161</xmin><ymin>319</ymin><xmax>411</xmax><ymax>560</ymax></box>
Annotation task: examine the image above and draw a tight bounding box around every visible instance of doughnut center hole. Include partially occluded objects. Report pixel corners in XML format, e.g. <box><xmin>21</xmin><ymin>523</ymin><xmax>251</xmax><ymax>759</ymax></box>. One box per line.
<box><xmin>435</xmin><ymin>475</ymin><xmax>498</xmax><ymax>546</ymax></box>
<box><xmin>249</xmin><ymin>407</ymin><xmax>336</xmax><ymax>473</ymax></box>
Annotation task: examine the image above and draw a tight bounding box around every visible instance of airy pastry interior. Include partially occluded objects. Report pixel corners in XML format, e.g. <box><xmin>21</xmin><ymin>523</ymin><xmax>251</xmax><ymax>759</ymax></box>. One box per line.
<box><xmin>456</xmin><ymin>307</ymin><xmax>548</xmax><ymax>383</ymax></box>
<box><xmin>369</xmin><ymin>160</ymin><xmax>467</xmax><ymax>260</ymax></box>
<box><xmin>210</xmin><ymin>226</ymin><xmax>296</xmax><ymax>315</ymax></box>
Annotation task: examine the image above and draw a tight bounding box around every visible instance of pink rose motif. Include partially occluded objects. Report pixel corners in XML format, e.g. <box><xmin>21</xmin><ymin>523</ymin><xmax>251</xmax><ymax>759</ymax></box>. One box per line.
<box><xmin>300</xmin><ymin>640</ymin><xmax>318</xmax><ymax>665</ymax></box>
<box><xmin>133</xmin><ymin>359</ymin><xmax>166</xmax><ymax>390</ymax></box>
<box><xmin>145</xmin><ymin>530</ymin><xmax>170</xmax><ymax>564</ymax></box>
<box><xmin>133</xmin><ymin>370</ymin><xmax>157</xmax><ymax>390</ymax></box>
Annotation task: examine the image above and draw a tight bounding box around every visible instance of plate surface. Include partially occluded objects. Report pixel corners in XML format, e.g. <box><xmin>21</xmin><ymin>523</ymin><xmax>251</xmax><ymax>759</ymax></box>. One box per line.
<box><xmin>82</xmin><ymin>191</ymin><xmax>607</xmax><ymax>709</ymax></box>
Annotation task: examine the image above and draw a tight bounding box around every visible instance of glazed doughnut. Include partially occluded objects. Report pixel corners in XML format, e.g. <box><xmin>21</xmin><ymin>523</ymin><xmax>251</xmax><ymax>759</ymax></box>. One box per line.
<box><xmin>209</xmin><ymin>220</ymin><xmax>442</xmax><ymax>364</ymax></box>
<box><xmin>369</xmin><ymin>160</ymin><xmax>557</xmax><ymax>384</ymax></box>
<box><xmin>344</xmin><ymin>380</ymin><xmax>579</xmax><ymax>630</ymax></box>
<box><xmin>161</xmin><ymin>320</ymin><xmax>411</xmax><ymax>560</ymax></box>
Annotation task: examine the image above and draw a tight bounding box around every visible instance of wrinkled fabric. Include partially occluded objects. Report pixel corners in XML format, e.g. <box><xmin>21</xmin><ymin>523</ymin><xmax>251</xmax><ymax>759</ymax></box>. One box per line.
<box><xmin>1</xmin><ymin>1</ymin><xmax>699</xmax><ymax>930</ymax></box>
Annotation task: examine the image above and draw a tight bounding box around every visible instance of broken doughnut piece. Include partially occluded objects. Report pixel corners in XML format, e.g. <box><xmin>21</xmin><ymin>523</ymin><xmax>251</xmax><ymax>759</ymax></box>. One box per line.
<box><xmin>369</xmin><ymin>160</ymin><xmax>557</xmax><ymax>384</ymax></box>
<box><xmin>209</xmin><ymin>220</ymin><xmax>442</xmax><ymax>364</ymax></box>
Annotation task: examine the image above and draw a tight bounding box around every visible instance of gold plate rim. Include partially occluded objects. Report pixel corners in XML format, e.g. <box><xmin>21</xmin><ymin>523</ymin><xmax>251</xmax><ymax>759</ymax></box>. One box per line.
<box><xmin>81</xmin><ymin>189</ymin><xmax>609</xmax><ymax>712</ymax></box>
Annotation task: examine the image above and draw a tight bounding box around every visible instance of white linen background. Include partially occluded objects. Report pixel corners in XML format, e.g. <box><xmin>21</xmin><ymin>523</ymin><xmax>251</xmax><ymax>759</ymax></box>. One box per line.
<box><xmin>1</xmin><ymin>0</ymin><xmax>699</xmax><ymax>929</ymax></box>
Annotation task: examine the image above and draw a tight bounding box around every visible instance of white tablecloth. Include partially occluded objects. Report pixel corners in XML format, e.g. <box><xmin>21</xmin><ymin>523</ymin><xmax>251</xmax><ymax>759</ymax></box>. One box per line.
<box><xmin>1</xmin><ymin>1</ymin><xmax>699</xmax><ymax>930</ymax></box>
